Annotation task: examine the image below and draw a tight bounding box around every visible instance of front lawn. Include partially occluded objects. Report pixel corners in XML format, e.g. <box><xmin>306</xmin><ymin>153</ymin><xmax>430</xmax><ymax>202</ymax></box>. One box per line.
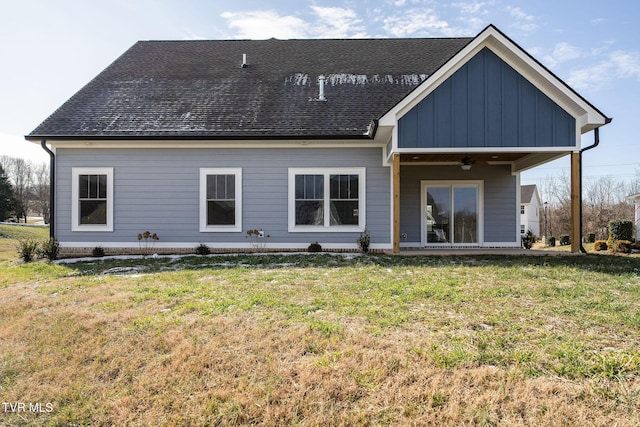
<box><xmin>1</xmin><ymin>253</ymin><xmax>639</xmax><ymax>425</ymax></box>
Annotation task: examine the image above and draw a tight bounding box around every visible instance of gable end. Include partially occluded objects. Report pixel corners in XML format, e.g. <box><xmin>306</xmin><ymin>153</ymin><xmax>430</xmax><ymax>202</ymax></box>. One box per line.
<box><xmin>398</xmin><ymin>48</ymin><xmax>576</xmax><ymax>149</ymax></box>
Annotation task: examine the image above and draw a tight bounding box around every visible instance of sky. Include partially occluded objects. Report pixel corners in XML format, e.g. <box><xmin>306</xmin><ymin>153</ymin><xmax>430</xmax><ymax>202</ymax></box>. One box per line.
<box><xmin>1</xmin><ymin>0</ymin><xmax>638</xmax><ymax>190</ymax></box>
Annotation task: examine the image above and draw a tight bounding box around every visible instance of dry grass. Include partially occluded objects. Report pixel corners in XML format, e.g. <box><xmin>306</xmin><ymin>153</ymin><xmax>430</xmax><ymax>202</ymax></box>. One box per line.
<box><xmin>1</xmin><ymin>253</ymin><xmax>639</xmax><ymax>425</ymax></box>
<box><xmin>0</xmin><ymin>224</ymin><xmax>49</xmax><ymax>262</ymax></box>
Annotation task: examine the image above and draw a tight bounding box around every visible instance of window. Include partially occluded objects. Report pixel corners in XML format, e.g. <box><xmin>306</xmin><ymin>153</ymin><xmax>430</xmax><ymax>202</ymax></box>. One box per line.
<box><xmin>521</xmin><ymin>225</ymin><xmax>526</xmax><ymax>234</ymax></box>
<box><xmin>421</xmin><ymin>181</ymin><xmax>482</xmax><ymax>245</ymax></box>
<box><xmin>520</xmin><ymin>204</ymin><xmax>525</xmax><ymax>214</ymax></box>
<box><xmin>72</xmin><ymin>168</ymin><xmax>113</xmax><ymax>232</ymax></box>
<box><xmin>289</xmin><ymin>168</ymin><xmax>365</xmax><ymax>232</ymax></box>
<box><xmin>200</xmin><ymin>168</ymin><xmax>242</xmax><ymax>232</ymax></box>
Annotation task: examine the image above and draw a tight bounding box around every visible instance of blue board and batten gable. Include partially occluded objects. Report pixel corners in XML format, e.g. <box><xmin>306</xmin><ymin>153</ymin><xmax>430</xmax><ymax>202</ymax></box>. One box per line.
<box><xmin>398</xmin><ymin>48</ymin><xmax>576</xmax><ymax>149</ymax></box>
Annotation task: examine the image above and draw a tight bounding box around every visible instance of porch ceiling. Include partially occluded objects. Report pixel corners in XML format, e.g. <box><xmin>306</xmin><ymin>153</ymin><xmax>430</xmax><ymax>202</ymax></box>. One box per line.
<box><xmin>398</xmin><ymin>151</ymin><xmax>568</xmax><ymax>172</ymax></box>
<box><xmin>400</xmin><ymin>152</ymin><xmax>528</xmax><ymax>164</ymax></box>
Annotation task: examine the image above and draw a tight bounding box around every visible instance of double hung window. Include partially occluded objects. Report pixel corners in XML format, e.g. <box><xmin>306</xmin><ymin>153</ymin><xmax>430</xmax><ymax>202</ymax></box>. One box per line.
<box><xmin>200</xmin><ymin>168</ymin><xmax>242</xmax><ymax>232</ymax></box>
<box><xmin>72</xmin><ymin>168</ymin><xmax>114</xmax><ymax>232</ymax></box>
<box><xmin>289</xmin><ymin>168</ymin><xmax>365</xmax><ymax>232</ymax></box>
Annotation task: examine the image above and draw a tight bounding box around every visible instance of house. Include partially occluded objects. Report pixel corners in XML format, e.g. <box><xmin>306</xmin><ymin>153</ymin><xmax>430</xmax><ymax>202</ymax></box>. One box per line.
<box><xmin>520</xmin><ymin>185</ymin><xmax>541</xmax><ymax>237</ymax></box>
<box><xmin>25</xmin><ymin>25</ymin><xmax>611</xmax><ymax>255</ymax></box>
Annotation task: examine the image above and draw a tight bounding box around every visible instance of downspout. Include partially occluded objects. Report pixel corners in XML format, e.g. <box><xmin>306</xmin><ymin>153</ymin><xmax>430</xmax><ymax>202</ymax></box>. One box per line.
<box><xmin>40</xmin><ymin>140</ymin><xmax>55</xmax><ymax>240</ymax></box>
<box><xmin>578</xmin><ymin>127</ymin><xmax>601</xmax><ymax>253</ymax></box>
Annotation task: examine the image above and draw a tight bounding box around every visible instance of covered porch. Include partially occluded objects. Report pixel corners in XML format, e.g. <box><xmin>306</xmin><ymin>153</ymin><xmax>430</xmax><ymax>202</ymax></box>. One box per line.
<box><xmin>389</xmin><ymin>150</ymin><xmax>586</xmax><ymax>254</ymax></box>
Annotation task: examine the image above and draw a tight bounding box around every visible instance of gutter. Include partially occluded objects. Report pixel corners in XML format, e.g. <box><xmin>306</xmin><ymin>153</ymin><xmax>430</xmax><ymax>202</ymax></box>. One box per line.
<box><xmin>40</xmin><ymin>140</ymin><xmax>55</xmax><ymax>240</ymax></box>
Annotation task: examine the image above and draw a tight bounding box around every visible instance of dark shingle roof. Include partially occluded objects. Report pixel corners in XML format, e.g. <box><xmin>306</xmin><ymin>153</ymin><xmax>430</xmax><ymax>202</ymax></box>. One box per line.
<box><xmin>28</xmin><ymin>37</ymin><xmax>472</xmax><ymax>139</ymax></box>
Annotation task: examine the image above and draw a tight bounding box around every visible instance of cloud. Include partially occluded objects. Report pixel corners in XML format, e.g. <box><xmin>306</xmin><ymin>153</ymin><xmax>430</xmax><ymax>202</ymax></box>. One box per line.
<box><xmin>506</xmin><ymin>6</ymin><xmax>537</xmax><ymax>33</ymax></box>
<box><xmin>383</xmin><ymin>8</ymin><xmax>468</xmax><ymax>37</ymax></box>
<box><xmin>542</xmin><ymin>42</ymin><xmax>584</xmax><ymax>67</ymax></box>
<box><xmin>310</xmin><ymin>6</ymin><xmax>368</xmax><ymax>38</ymax></box>
<box><xmin>567</xmin><ymin>50</ymin><xmax>640</xmax><ymax>90</ymax></box>
<box><xmin>221</xmin><ymin>7</ymin><xmax>368</xmax><ymax>39</ymax></box>
<box><xmin>450</xmin><ymin>1</ymin><xmax>492</xmax><ymax>31</ymax></box>
<box><xmin>220</xmin><ymin>10</ymin><xmax>309</xmax><ymax>39</ymax></box>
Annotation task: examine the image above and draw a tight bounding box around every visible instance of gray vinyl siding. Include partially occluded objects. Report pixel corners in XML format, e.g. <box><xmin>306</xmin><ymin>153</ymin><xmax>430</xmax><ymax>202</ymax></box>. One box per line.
<box><xmin>55</xmin><ymin>147</ymin><xmax>390</xmax><ymax>246</ymax></box>
<box><xmin>398</xmin><ymin>48</ymin><xmax>576</xmax><ymax>149</ymax></box>
<box><xmin>400</xmin><ymin>164</ymin><xmax>516</xmax><ymax>244</ymax></box>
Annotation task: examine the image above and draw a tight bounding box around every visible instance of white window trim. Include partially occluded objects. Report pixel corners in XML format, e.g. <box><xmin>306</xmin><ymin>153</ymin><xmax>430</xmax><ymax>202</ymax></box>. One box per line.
<box><xmin>288</xmin><ymin>168</ymin><xmax>366</xmax><ymax>233</ymax></box>
<box><xmin>420</xmin><ymin>180</ymin><xmax>484</xmax><ymax>246</ymax></box>
<box><xmin>200</xmin><ymin>168</ymin><xmax>242</xmax><ymax>232</ymax></box>
<box><xmin>72</xmin><ymin>167</ymin><xmax>114</xmax><ymax>232</ymax></box>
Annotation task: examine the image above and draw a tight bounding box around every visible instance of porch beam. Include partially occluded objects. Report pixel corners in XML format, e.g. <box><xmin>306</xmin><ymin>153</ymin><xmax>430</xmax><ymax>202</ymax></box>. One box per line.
<box><xmin>393</xmin><ymin>153</ymin><xmax>401</xmax><ymax>254</ymax></box>
<box><xmin>570</xmin><ymin>151</ymin><xmax>581</xmax><ymax>253</ymax></box>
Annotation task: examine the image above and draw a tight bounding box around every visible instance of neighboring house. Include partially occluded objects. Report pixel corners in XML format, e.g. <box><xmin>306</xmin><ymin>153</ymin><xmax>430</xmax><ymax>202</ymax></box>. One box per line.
<box><xmin>26</xmin><ymin>25</ymin><xmax>610</xmax><ymax>254</ymax></box>
<box><xmin>627</xmin><ymin>193</ymin><xmax>640</xmax><ymax>241</ymax></box>
<box><xmin>520</xmin><ymin>185</ymin><xmax>541</xmax><ymax>237</ymax></box>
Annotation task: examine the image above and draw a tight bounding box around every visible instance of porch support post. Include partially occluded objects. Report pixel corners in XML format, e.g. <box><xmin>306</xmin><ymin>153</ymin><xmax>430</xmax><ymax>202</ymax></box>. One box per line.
<box><xmin>570</xmin><ymin>151</ymin><xmax>581</xmax><ymax>253</ymax></box>
<box><xmin>393</xmin><ymin>153</ymin><xmax>401</xmax><ymax>254</ymax></box>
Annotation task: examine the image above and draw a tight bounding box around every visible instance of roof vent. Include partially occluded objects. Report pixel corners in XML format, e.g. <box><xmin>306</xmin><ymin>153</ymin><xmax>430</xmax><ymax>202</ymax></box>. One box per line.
<box><xmin>317</xmin><ymin>75</ymin><xmax>327</xmax><ymax>101</ymax></box>
<box><xmin>241</xmin><ymin>53</ymin><xmax>247</xmax><ymax>68</ymax></box>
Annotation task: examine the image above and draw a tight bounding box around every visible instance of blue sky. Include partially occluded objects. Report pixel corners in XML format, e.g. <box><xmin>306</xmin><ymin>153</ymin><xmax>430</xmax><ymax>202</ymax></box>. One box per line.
<box><xmin>1</xmin><ymin>0</ymin><xmax>637</xmax><ymax>188</ymax></box>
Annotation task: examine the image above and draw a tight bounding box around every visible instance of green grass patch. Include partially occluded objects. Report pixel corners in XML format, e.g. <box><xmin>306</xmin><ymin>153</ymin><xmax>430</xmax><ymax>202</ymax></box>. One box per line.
<box><xmin>1</xmin><ymin>252</ymin><xmax>640</xmax><ymax>425</ymax></box>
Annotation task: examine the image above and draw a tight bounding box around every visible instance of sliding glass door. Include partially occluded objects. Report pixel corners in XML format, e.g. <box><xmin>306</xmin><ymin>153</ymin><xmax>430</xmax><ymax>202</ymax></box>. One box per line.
<box><xmin>422</xmin><ymin>182</ymin><xmax>481</xmax><ymax>245</ymax></box>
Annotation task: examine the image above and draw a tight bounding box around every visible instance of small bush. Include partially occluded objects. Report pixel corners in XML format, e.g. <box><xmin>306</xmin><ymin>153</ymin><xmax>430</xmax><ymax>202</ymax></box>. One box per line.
<box><xmin>16</xmin><ymin>237</ymin><xmax>39</xmax><ymax>263</ymax></box>
<box><xmin>612</xmin><ymin>240</ymin><xmax>633</xmax><ymax>255</ymax></box>
<box><xmin>585</xmin><ymin>233</ymin><xmax>596</xmax><ymax>244</ymax></box>
<box><xmin>593</xmin><ymin>240</ymin><xmax>608</xmax><ymax>251</ymax></box>
<box><xmin>37</xmin><ymin>238</ymin><xmax>59</xmax><ymax>261</ymax></box>
<box><xmin>547</xmin><ymin>237</ymin><xmax>556</xmax><ymax>247</ymax></box>
<box><xmin>559</xmin><ymin>235</ymin><xmax>571</xmax><ymax>246</ymax></box>
<box><xmin>608</xmin><ymin>220</ymin><xmax>633</xmax><ymax>243</ymax></box>
<box><xmin>308</xmin><ymin>242</ymin><xmax>322</xmax><ymax>252</ymax></box>
<box><xmin>196</xmin><ymin>243</ymin><xmax>210</xmax><ymax>255</ymax></box>
<box><xmin>92</xmin><ymin>246</ymin><xmax>106</xmax><ymax>257</ymax></box>
<box><xmin>357</xmin><ymin>228</ymin><xmax>371</xmax><ymax>253</ymax></box>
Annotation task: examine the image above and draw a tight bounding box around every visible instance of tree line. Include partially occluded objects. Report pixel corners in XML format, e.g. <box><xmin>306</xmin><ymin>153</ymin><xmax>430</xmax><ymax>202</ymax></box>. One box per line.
<box><xmin>0</xmin><ymin>155</ymin><xmax>50</xmax><ymax>223</ymax></box>
<box><xmin>537</xmin><ymin>172</ymin><xmax>638</xmax><ymax>241</ymax></box>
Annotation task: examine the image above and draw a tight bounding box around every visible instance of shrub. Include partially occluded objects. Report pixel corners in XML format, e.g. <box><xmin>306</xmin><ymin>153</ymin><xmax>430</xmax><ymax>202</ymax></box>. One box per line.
<box><xmin>92</xmin><ymin>246</ymin><xmax>106</xmax><ymax>257</ymax></box>
<box><xmin>357</xmin><ymin>228</ymin><xmax>371</xmax><ymax>253</ymax></box>
<box><xmin>559</xmin><ymin>235</ymin><xmax>571</xmax><ymax>246</ymax></box>
<box><xmin>585</xmin><ymin>233</ymin><xmax>596</xmax><ymax>244</ymax></box>
<box><xmin>246</xmin><ymin>229</ymin><xmax>269</xmax><ymax>251</ymax></box>
<box><xmin>547</xmin><ymin>237</ymin><xmax>556</xmax><ymax>247</ymax></box>
<box><xmin>308</xmin><ymin>242</ymin><xmax>322</xmax><ymax>252</ymax></box>
<box><xmin>37</xmin><ymin>238</ymin><xmax>59</xmax><ymax>261</ymax></box>
<box><xmin>612</xmin><ymin>240</ymin><xmax>633</xmax><ymax>255</ymax></box>
<box><xmin>608</xmin><ymin>220</ymin><xmax>633</xmax><ymax>243</ymax></box>
<box><xmin>593</xmin><ymin>240</ymin><xmax>608</xmax><ymax>251</ymax></box>
<box><xmin>196</xmin><ymin>243</ymin><xmax>210</xmax><ymax>255</ymax></box>
<box><xmin>137</xmin><ymin>230</ymin><xmax>159</xmax><ymax>255</ymax></box>
<box><xmin>16</xmin><ymin>237</ymin><xmax>39</xmax><ymax>263</ymax></box>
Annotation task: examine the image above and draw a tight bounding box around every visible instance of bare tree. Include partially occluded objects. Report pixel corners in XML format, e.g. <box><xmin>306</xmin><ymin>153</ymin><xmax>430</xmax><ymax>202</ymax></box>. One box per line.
<box><xmin>9</xmin><ymin>158</ymin><xmax>33</xmax><ymax>223</ymax></box>
<box><xmin>32</xmin><ymin>161</ymin><xmax>50</xmax><ymax>223</ymax></box>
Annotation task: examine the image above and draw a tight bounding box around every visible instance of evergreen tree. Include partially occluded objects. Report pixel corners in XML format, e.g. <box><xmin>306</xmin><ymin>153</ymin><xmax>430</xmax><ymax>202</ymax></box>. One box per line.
<box><xmin>0</xmin><ymin>164</ymin><xmax>17</xmax><ymax>221</ymax></box>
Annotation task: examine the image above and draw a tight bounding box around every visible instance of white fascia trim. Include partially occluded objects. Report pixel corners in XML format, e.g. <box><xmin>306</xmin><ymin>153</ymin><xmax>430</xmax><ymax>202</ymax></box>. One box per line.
<box><xmin>58</xmin><ymin>242</ymin><xmax>392</xmax><ymax>250</ymax></box>
<box><xmin>379</xmin><ymin>26</ymin><xmax>607</xmax><ymax>133</ymax></box>
<box><xmin>394</xmin><ymin>146</ymin><xmax>575</xmax><ymax>154</ymax></box>
<box><xmin>47</xmin><ymin>139</ymin><xmax>385</xmax><ymax>150</ymax></box>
